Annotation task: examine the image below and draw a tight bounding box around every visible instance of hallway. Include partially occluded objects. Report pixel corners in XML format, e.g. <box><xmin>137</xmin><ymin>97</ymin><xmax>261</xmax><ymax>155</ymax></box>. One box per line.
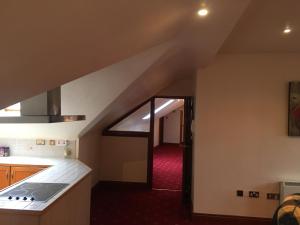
<box><xmin>153</xmin><ymin>144</ymin><xmax>183</xmax><ymax>190</ymax></box>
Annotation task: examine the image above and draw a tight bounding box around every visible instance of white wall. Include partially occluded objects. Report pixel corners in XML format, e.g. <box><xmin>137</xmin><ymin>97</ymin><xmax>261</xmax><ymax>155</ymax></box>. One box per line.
<box><xmin>0</xmin><ymin>138</ymin><xmax>76</xmax><ymax>159</ymax></box>
<box><xmin>78</xmin><ymin>130</ymin><xmax>102</xmax><ymax>186</ymax></box>
<box><xmin>164</xmin><ymin>109</ymin><xmax>181</xmax><ymax>144</ymax></box>
<box><xmin>194</xmin><ymin>54</ymin><xmax>300</xmax><ymax>219</ymax></box>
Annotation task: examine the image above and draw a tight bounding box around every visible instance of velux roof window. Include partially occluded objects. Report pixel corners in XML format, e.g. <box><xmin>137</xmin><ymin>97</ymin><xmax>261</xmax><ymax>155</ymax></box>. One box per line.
<box><xmin>0</xmin><ymin>103</ymin><xmax>21</xmax><ymax>117</ymax></box>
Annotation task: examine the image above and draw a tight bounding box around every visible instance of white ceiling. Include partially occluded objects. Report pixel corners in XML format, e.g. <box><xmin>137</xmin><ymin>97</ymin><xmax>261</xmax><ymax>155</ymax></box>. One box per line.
<box><xmin>0</xmin><ymin>0</ymin><xmax>250</xmax><ymax>110</ymax></box>
<box><xmin>221</xmin><ymin>0</ymin><xmax>300</xmax><ymax>53</ymax></box>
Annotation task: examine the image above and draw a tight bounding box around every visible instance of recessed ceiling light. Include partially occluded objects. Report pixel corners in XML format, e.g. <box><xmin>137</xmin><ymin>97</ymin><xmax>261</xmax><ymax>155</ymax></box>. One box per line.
<box><xmin>197</xmin><ymin>8</ymin><xmax>209</xmax><ymax>17</ymax></box>
<box><xmin>283</xmin><ymin>26</ymin><xmax>292</xmax><ymax>34</ymax></box>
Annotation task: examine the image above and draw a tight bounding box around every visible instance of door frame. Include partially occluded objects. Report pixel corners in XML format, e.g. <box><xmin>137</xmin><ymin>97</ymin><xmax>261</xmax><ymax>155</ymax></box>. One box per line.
<box><xmin>159</xmin><ymin>117</ymin><xmax>164</xmax><ymax>145</ymax></box>
<box><xmin>147</xmin><ymin>95</ymin><xmax>194</xmax><ymax>204</ymax></box>
<box><xmin>101</xmin><ymin>94</ymin><xmax>194</xmax><ymax>204</ymax></box>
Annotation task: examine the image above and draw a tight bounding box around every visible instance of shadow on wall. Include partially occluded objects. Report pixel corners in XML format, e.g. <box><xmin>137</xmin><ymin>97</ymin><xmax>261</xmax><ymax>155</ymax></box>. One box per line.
<box><xmin>79</xmin><ymin>131</ymin><xmax>148</xmax><ymax>186</ymax></box>
<box><xmin>98</xmin><ymin>136</ymin><xmax>148</xmax><ymax>183</ymax></box>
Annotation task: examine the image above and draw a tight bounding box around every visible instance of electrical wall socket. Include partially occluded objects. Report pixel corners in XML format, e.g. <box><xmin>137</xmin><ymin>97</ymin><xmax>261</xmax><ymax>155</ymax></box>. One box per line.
<box><xmin>49</xmin><ymin>140</ymin><xmax>56</xmax><ymax>146</ymax></box>
<box><xmin>236</xmin><ymin>190</ymin><xmax>244</xmax><ymax>197</ymax></box>
<box><xmin>267</xmin><ymin>193</ymin><xmax>280</xmax><ymax>200</ymax></box>
<box><xmin>249</xmin><ymin>191</ymin><xmax>259</xmax><ymax>198</ymax></box>
<box><xmin>236</xmin><ymin>190</ymin><xmax>279</xmax><ymax>200</ymax></box>
<box><xmin>36</xmin><ymin>139</ymin><xmax>46</xmax><ymax>145</ymax></box>
<box><xmin>56</xmin><ymin>140</ymin><xmax>67</xmax><ymax>146</ymax></box>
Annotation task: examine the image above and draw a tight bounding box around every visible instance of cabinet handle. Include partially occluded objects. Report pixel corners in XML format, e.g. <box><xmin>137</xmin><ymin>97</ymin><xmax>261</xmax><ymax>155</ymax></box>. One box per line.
<box><xmin>11</xmin><ymin>171</ymin><xmax>14</xmax><ymax>180</ymax></box>
<box><xmin>6</xmin><ymin>171</ymin><xmax>8</xmax><ymax>180</ymax></box>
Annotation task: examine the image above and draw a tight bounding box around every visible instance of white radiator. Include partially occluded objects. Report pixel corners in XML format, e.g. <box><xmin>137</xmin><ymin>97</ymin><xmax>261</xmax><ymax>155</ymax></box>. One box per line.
<box><xmin>280</xmin><ymin>182</ymin><xmax>300</xmax><ymax>203</ymax></box>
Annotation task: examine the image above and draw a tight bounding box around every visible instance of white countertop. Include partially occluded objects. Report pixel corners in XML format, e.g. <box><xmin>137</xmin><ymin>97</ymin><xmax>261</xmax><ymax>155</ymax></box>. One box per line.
<box><xmin>0</xmin><ymin>156</ymin><xmax>91</xmax><ymax>214</ymax></box>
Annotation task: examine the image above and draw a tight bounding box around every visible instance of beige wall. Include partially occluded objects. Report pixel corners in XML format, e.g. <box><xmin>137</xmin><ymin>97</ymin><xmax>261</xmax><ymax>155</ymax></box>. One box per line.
<box><xmin>164</xmin><ymin>109</ymin><xmax>181</xmax><ymax>144</ymax></box>
<box><xmin>194</xmin><ymin>54</ymin><xmax>300</xmax><ymax>218</ymax></box>
<box><xmin>158</xmin><ymin>76</ymin><xmax>196</xmax><ymax>97</ymax></box>
<box><xmin>79</xmin><ymin>130</ymin><xmax>102</xmax><ymax>186</ymax></box>
<box><xmin>79</xmin><ymin>133</ymin><xmax>148</xmax><ymax>185</ymax></box>
<box><xmin>98</xmin><ymin>136</ymin><xmax>148</xmax><ymax>183</ymax></box>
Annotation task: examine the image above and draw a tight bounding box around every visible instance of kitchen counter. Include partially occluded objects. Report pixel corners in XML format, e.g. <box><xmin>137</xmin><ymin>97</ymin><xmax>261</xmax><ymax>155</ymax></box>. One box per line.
<box><xmin>0</xmin><ymin>156</ymin><xmax>91</xmax><ymax>214</ymax></box>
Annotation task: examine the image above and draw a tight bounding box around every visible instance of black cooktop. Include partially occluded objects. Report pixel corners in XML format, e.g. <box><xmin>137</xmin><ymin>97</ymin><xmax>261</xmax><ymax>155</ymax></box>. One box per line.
<box><xmin>0</xmin><ymin>182</ymin><xmax>69</xmax><ymax>202</ymax></box>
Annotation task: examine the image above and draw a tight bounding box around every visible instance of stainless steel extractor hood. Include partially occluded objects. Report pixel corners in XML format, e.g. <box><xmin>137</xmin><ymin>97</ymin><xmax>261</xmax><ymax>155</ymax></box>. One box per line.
<box><xmin>0</xmin><ymin>87</ymin><xmax>85</xmax><ymax>123</ymax></box>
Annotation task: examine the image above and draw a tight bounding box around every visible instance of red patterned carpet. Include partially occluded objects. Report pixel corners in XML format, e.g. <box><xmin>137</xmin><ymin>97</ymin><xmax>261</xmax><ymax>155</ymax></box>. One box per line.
<box><xmin>90</xmin><ymin>182</ymin><xmax>272</xmax><ymax>225</ymax></box>
<box><xmin>153</xmin><ymin>144</ymin><xmax>183</xmax><ymax>190</ymax></box>
<box><xmin>91</xmin><ymin>183</ymin><xmax>191</xmax><ymax>225</ymax></box>
<box><xmin>90</xmin><ymin>145</ymin><xmax>272</xmax><ymax>225</ymax></box>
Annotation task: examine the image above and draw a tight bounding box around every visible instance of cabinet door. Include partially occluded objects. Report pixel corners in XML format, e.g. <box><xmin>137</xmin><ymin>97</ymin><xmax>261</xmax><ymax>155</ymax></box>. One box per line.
<box><xmin>0</xmin><ymin>166</ymin><xmax>10</xmax><ymax>190</ymax></box>
<box><xmin>10</xmin><ymin>166</ymin><xmax>45</xmax><ymax>185</ymax></box>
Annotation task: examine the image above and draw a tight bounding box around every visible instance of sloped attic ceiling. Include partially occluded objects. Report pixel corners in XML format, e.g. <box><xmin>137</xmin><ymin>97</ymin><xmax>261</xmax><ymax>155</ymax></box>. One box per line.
<box><xmin>0</xmin><ymin>0</ymin><xmax>250</xmax><ymax>110</ymax></box>
<box><xmin>0</xmin><ymin>0</ymin><xmax>195</xmax><ymax>109</ymax></box>
<box><xmin>221</xmin><ymin>0</ymin><xmax>300</xmax><ymax>53</ymax></box>
<box><xmin>0</xmin><ymin>0</ymin><xmax>252</xmax><ymax>139</ymax></box>
<box><xmin>0</xmin><ymin>43</ymin><xmax>172</xmax><ymax>139</ymax></box>
<box><xmin>79</xmin><ymin>0</ymin><xmax>251</xmax><ymax>136</ymax></box>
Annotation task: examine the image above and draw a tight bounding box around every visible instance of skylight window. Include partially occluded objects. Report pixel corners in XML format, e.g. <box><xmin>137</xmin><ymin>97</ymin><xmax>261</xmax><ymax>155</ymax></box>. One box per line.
<box><xmin>142</xmin><ymin>99</ymin><xmax>175</xmax><ymax>120</ymax></box>
<box><xmin>0</xmin><ymin>103</ymin><xmax>21</xmax><ymax>117</ymax></box>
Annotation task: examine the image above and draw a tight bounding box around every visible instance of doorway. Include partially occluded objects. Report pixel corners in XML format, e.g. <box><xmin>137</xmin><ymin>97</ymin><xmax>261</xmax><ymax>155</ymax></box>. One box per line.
<box><xmin>102</xmin><ymin>95</ymin><xmax>193</xmax><ymax>203</ymax></box>
<box><xmin>149</xmin><ymin>96</ymin><xmax>194</xmax><ymax>203</ymax></box>
<box><xmin>152</xmin><ymin>98</ymin><xmax>184</xmax><ymax>191</ymax></box>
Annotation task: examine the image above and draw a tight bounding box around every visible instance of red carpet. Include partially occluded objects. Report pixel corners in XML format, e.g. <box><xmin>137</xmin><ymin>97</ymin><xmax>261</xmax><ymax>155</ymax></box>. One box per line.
<box><xmin>91</xmin><ymin>182</ymin><xmax>191</xmax><ymax>225</ymax></box>
<box><xmin>153</xmin><ymin>144</ymin><xmax>183</xmax><ymax>190</ymax></box>
<box><xmin>91</xmin><ymin>182</ymin><xmax>272</xmax><ymax>225</ymax></box>
<box><xmin>90</xmin><ymin>144</ymin><xmax>272</xmax><ymax>225</ymax></box>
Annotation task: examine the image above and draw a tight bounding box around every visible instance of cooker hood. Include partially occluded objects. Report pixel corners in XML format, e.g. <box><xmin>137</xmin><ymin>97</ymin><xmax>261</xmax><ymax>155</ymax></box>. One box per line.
<box><xmin>0</xmin><ymin>87</ymin><xmax>85</xmax><ymax>123</ymax></box>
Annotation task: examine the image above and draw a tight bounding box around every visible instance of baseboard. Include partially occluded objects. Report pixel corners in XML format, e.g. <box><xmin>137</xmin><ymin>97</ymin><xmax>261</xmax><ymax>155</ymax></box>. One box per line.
<box><xmin>192</xmin><ymin>213</ymin><xmax>272</xmax><ymax>225</ymax></box>
<box><xmin>161</xmin><ymin>143</ymin><xmax>181</xmax><ymax>146</ymax></box>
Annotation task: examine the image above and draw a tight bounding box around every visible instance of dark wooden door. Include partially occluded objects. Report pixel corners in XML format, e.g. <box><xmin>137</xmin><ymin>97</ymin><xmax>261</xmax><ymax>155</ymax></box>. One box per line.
<box><xmin>182</xmin><ymin>97</ymin><xmax>194</xmax><ymax>203</ymax></box>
